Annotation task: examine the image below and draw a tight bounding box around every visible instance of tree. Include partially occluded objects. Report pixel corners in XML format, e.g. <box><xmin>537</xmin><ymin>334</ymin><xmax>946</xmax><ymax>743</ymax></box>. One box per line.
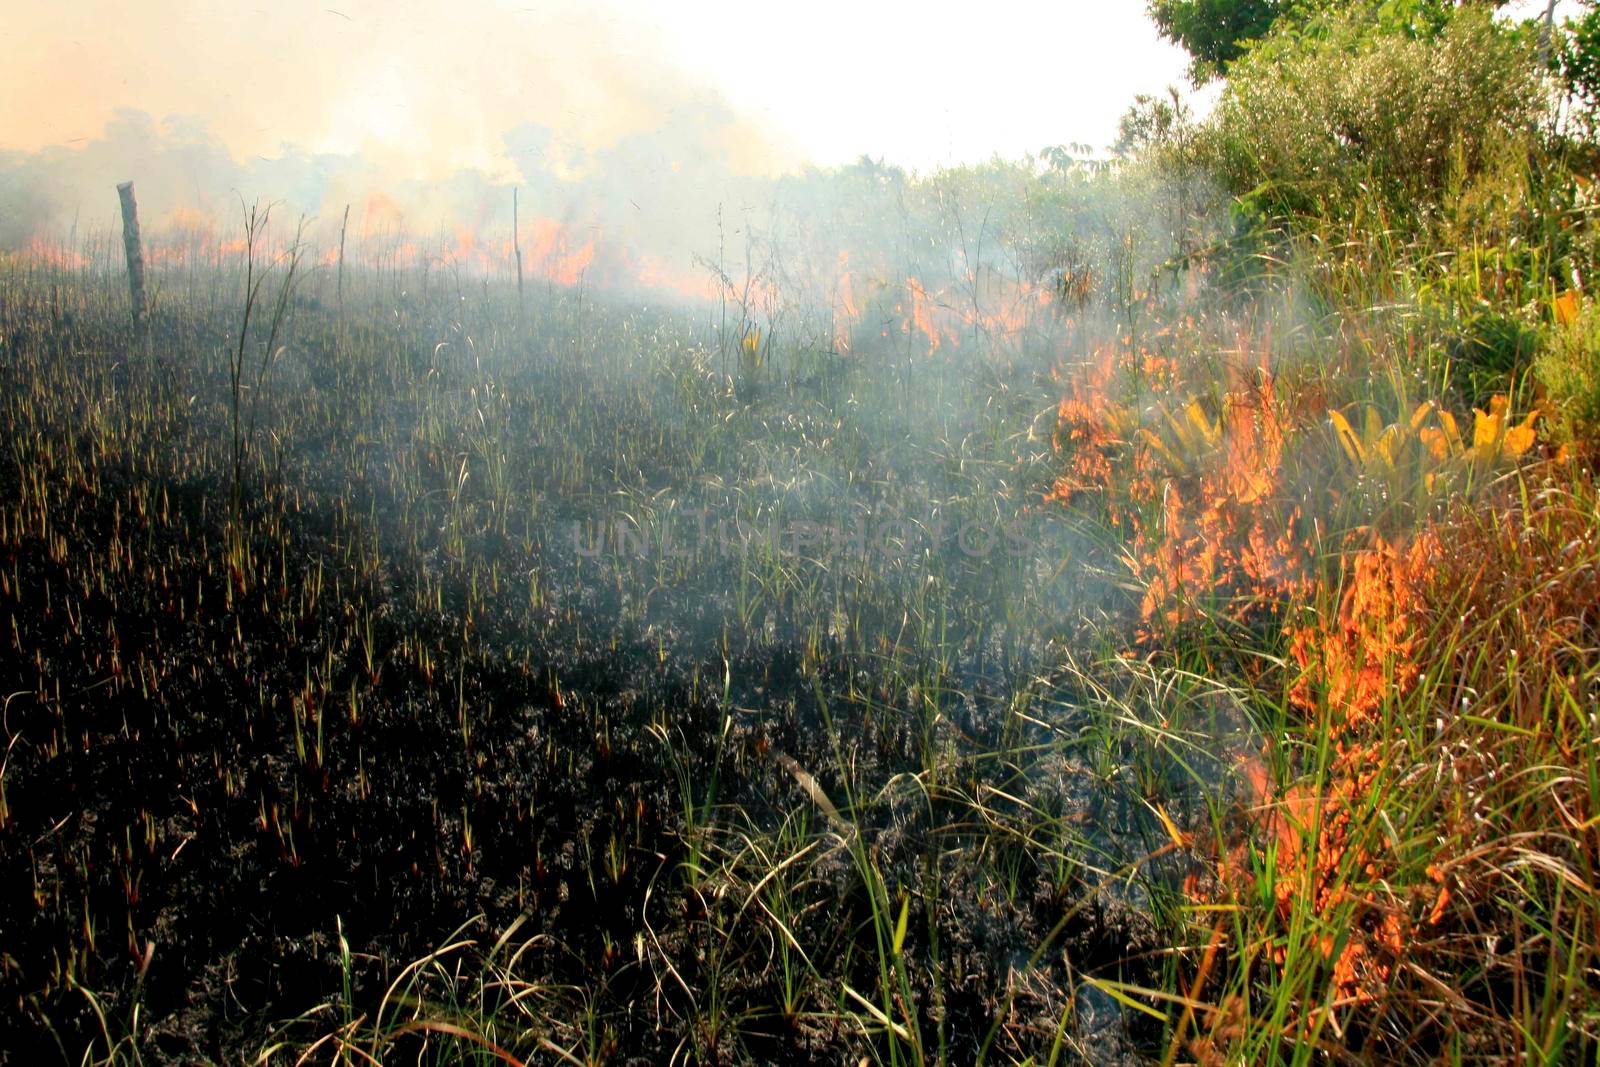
<box><xmin>1147</xmin><ymin>0</ymin><xmax>1287</xmax><ymax>78</ymax></box>
<box><xmin>1114</xmin><ymin>88</ymin><xmax>1194</xmax><ymax>157</ymax></box>
<box><xmin>1195</xmin><ymin>6</ymin><xmax>1544</xmax><ymax>218</ymax></box>
<box><xmin>1149</xmin><ymin>0</ymin><xmax>1512</xmax><ymax>79</ymax></box>
<box><xmin>1559</xmin><ymin>2</ymin><xmax>1600</xmax><ymax>140</ymax></box>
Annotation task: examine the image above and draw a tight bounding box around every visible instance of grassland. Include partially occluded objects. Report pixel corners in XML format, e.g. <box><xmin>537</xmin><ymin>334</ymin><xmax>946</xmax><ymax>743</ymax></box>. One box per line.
<box><xmin>3</xmin><ymin>7</ymin><xmax>1600</xmax><ymax>1065</ymax></box>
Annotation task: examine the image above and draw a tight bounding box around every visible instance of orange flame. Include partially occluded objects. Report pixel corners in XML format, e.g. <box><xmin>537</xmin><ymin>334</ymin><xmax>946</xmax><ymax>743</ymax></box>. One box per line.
<box><xmin>19</xmin><ymin>237</ymin><xmax>89</xmax><ymax>270</ymax></box>
<box><xmin>903</xmin><ymin>276</ymin><xmax>944</xmax><ymax>352</ymax></box>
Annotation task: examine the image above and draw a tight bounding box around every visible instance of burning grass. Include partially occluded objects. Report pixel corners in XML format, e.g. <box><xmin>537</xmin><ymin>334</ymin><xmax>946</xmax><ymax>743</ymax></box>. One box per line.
<box><xmin>3</xmin><ymin>73</ymin><xmax>1600</xmax><ymax>1062</ymax></box>
<box><xmin>1186</xmin><ymin>464</ymin><xmax>1600</xmax><ymax>1059</ymax></box>
<box><xmin>1040</xmin><ymin>241</ymin><xmax>1595</xmax><ymax>1058</ymax></box>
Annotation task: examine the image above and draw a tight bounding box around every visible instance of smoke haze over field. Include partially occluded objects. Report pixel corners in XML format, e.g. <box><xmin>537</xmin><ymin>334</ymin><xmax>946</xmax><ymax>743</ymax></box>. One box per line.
<box><xmin>1</xmin><ymin>2</ymin><xmax>800</xmax><ymax>176</ymax></box>
<box><xmin>1</xmin><ymin>1</ymin><xmax>1191</xmax><ymax>171</ymax></box>
<box><xmin>0</xmin><ymin>2</ymin><xmax>1200</xmax><ymax>260</ymax></box>
<box><xmin>0</xmin><ymin>4</ymin><xmax>803</xmax><ymax>262</ymax></box>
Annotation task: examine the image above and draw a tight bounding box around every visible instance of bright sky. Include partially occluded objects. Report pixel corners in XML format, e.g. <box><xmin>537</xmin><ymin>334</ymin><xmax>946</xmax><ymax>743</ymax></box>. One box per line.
<box><xmin>633</xmin><ymin>1</ymin><xmax>1196</xmax><ymax>170</ymax></box>
<box><xmin>0</xmin><ymin>1</ymin><xmax>1195</xmax><ymax>176</ymax></box>
<box><xmin>3</xmin><ymin>0</ymin><xmax>1581</xmax><ymax>200</ymax></box>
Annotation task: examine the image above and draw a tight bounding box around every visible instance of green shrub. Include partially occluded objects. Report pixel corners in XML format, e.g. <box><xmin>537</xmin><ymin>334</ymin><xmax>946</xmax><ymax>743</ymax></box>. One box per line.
<box><xmin>1559</xmin><ymin>3</ymin><xmax>1600</xmax><ymax>142</ymax></box>
<box><xmin>1196</xmin><ymin>8</ymin><xmax>1547</xmax><ymax>223</ymax></box>
<box><xmin>1464</xmin><ymin>307</ymin><xmax>1544</xmax><ymax>388</ymax></box>
<box><xmin>1538</xmin><ymin>297</ymin><xmax>1600</xmax><ymax>444</ymax></box>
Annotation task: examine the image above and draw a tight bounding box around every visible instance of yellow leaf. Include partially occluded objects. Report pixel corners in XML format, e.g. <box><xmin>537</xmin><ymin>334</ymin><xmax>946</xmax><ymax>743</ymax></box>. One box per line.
<box><xmin>1502</xmin><ymin>425</ymin><xmax>1536</xmax><ymax>457</ymax></box>
<box><xmin>1470</xmin><ymin>397</ymin><xmax>1536</xmax><ymax>461</ymax></box>
<box><xmin>1408</xmin><ymin>400</ymin><xmax>1435</xmax><ymax>432</ymax></box>
<box><xmin>1418</xmin><ymin>426</ymin><xmax>1452</xmax><ymax>462</ymax></box>
<box><xmin>1151</xmin><ymin>802</ymin><xmax>1188</xmax><ymax>848</ymax></box>
<box><xmin>1554</xmin><ymin>290</ymin><xmax>1580</xmax><ymax>328</ymax></box>
<box><xmin>1436</xmin><ymin>410</ymin><xmax>1461</xmax><ymax>455</ymax></box>
<box><xmin>1079</xmin><ymin>975</ymin><xmax>1170</xmax><ymax>1024</ymax></box>
<box><xmin>1139</xmin><ymin>427</ymin><xmax>1180</xmax><ymax>470</ymax></box>
<box><xmin>1374</xmin><ymin>425</ymin><xmax>1399</xmax><ymax>468</ymax></box>
<box><xmin>1328</xmin><ymin>409</ymin><xmax>1363</xmax><ymax>465</ymax></box>
<box><xmin>1473</xmin><ymin>406</ymin><xmax>1505</xmax><ymax>452</ymax></box>
<box><xmin>1502</xmin><ymin>410</ymin><xmax>1538</xmax><ymax>458</ymax></box>
<box><xmin>1183</xmin><ymin>399</ymin><xmax>1219</xmax><ymax>448</ymax></box>
<box><xmin>1364</xmin><ymin>405</ymin><xmax>1384</xmax><ymax>450</ymax></box>
<box><xmin>892</xmin><ymin>892</ymin><xmax>910</xmax><ymax>957</ymax></box>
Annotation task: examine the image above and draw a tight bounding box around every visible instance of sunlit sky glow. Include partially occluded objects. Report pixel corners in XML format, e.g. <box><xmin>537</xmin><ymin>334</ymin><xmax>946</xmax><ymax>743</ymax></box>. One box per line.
<box><xmin>636</xmin><ymin>2</ymin><xmax>1197</xmax><ymax>169</ymax></box>
<box><xmin>0</xmin><ymin>0</ymin><xmax>1582</xmax><ymax>249</ymax></box>
<box><xmin>1</xmin><ymin>1</ymin><xmax>1199</xmax><ymax>176</ymax></box>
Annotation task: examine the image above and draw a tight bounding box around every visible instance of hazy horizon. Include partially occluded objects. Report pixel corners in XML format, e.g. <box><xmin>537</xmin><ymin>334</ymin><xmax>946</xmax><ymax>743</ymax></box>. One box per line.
<box><xmin>2</xmin><ymin>1</ymin><xmax>1198</xmax><ymax>178</ymax></box>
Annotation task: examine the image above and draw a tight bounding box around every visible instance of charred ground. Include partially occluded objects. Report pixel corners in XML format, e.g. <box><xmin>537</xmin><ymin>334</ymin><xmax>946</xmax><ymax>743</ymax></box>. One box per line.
<box><xmin>0</xmin><ymin>274</ymin><xmax>1217</xmax><ymax>1064</ymax></box>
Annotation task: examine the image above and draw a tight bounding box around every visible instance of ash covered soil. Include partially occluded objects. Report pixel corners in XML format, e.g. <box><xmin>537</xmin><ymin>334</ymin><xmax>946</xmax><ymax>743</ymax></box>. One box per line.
<box><xmin>0</xmin><ymin>287</ymin><xmax>1229</xmax><ymax>1064</ymax></box>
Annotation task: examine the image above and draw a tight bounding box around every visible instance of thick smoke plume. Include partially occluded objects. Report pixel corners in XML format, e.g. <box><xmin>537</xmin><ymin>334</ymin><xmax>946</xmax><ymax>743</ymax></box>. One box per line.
<box><xmin>0</xmin><ymin>2</ymin><xmax>807</xmax><ymax>290</ymax></box>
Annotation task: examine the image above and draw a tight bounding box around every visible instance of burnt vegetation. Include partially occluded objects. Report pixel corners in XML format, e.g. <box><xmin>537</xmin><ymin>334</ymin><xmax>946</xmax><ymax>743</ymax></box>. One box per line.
<box><xmin>2</xmin><ymin>3</ymin><xmax>1600</xmax><ymax>1065</ymax></box>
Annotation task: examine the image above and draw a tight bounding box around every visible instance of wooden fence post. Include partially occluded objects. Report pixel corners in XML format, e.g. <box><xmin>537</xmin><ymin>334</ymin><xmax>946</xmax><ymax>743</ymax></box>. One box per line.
<box><xmin>116</xmin><ymin>181</ymin><xmax>146</xmax><ymax>328</ymax></box>
<box><xmin>337</xmin><ymin>202</ymin><xmax>349</xmax><ymax>319</ymax></box>
<box><xmin>337</xmin><ymin>203</ymin><xmax>349</xmax><ymax>357</ymax></box>
<box><xmin>513</xmin><ymin>187</ymin><xmax>525</xmax><ymax>316</ymax></box>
